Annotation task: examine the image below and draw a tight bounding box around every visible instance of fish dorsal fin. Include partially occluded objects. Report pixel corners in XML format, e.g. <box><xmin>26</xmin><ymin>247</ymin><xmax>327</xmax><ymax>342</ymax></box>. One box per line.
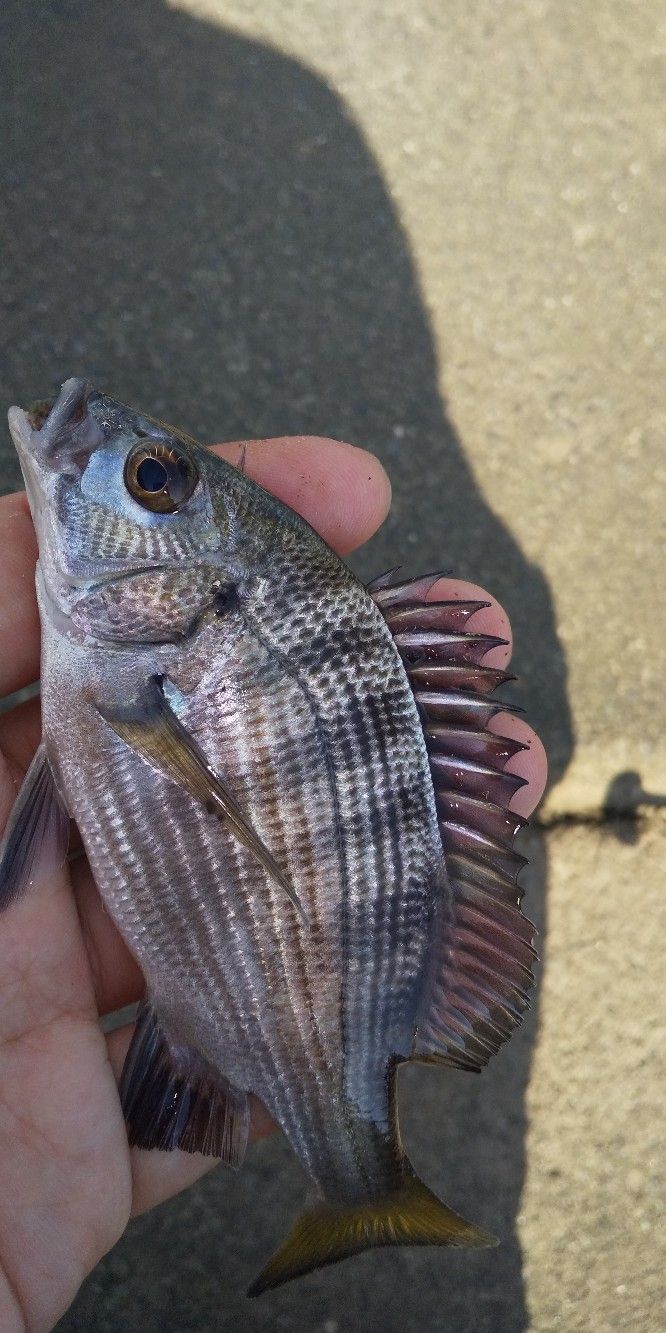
<box><xmin>371</xmin><ymin>571</ymin><xmax>537</xmax><ymax>1072</ymax></box>
<box><xmin>96</xmin><ymin>676</ymin><xmax>307</xmax><ymax>922</ymax></box>
<box><xmin>120</xmin><ymin>1000</ymin><xmax>250</xmax><ymax>1163</ymax></box>
<box><xmin>0</xmin><ymin>743</ymin><xmax>70</xmax><ymax>912</ymax></box>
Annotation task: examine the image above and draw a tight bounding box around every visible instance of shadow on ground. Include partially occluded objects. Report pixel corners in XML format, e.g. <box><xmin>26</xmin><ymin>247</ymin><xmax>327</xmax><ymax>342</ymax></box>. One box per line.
<box><xmin>603</xmin><ymin>771</ymin><xmax>666</xmax><ymax>844</ymax></box>
<box><xmin>1</xmin><ymin>2</ymin><xmax>572</xmax><ymax>1328</ymax></box>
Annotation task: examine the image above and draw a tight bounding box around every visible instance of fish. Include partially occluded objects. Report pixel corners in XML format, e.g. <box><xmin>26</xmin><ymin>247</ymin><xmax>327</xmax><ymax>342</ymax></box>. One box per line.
<box><xmin>0</xmin><ymin>377</ymin><xmax>537</xmax><ymax>1296</ymax></box>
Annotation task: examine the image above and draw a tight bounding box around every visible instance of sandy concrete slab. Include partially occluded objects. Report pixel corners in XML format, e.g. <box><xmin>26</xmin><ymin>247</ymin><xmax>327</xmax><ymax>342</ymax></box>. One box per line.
<box><xmin>520</xmin><ymin>815</ymin><xmax>665</xmax><ymax>1331</ymax></box>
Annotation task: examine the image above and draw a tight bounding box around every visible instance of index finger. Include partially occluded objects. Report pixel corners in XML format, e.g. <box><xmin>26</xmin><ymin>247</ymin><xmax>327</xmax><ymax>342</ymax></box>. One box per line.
<box><xmin>0</xmin><ymin>436</ymin><xmax>391</xmax><ymax>699</ymax></box>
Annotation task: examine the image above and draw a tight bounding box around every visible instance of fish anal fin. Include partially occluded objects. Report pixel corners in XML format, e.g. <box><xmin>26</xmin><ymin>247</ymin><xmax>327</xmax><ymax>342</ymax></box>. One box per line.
<box><xmin>369</xmin><ymin>572</ymin><xmax>538</xmax><ymax>1072</ymax></box>
<box><xmin>248</xmin><ymin>1171</ymin><xmax>494</xmax><ymax>1296</ymax></box>
<box><xmin>120</xmin><ymin>1001</ymin><xmax>249</xmax><ymax>1164</ymax></box>
<box><xmin>0</xmin><ymin>743</ymin><xmax>69</xmax><ymax>912</ymax></box>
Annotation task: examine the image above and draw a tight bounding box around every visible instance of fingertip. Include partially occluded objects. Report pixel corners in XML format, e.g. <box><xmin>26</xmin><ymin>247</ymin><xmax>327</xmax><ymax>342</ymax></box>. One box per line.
<box><xmin>329</xmin><ymin>441</ymin><xmax>392</xmax><ymax>554</ymax></box>
<box><xmin>428</xmin><ymin>581</ymin><xmax>545</xmax><ymax>814</ymax></box>
<box><xmin>425</xmin><ymin>577</ymin><xmax>512</xmax><ymax>668</ymax></box>
<box><xmin>487</xmin><ymin>713</ymin><xmax>548</xmax><ymax>817</ymax></box>
<box><xmin>211</xmin><ymin>436</ymin><xmax>391</xmax><ymax>554</ymax></box>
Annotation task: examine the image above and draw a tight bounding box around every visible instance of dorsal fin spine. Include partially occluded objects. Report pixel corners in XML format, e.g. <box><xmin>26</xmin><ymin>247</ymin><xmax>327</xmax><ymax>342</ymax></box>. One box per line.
<box><xmin>369</xmin><ymin>568</ymin><xmax>537</xmax><ymax>1073</ymax></box>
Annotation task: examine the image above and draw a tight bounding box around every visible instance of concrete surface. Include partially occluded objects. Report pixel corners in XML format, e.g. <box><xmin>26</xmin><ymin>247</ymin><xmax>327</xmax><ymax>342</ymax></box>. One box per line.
<box><xmin>0</xmin><ymin>0</ymin><xmax>664</xmax><ymax>1329</ymax></box>
<box><xmin>521</xmin><ymin>816</ymin><xmax>665</xmax><ymax>1333</ymax></box>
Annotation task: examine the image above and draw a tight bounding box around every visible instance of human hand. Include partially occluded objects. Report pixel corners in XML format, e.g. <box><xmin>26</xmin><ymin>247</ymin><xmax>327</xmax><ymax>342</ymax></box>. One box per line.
<box><xmin>0</xmin><ymin>435</ymin><xmax>547</xmax><ymax>1331</ymax></box>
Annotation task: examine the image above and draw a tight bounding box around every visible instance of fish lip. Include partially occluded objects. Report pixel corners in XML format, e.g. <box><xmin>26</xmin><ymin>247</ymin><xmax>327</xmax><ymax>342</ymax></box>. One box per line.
<box><xmin>33</xmin><ymin>378</ymin><xmax>91</xmax><ymax>455</ymax></box>
<box><xmin>8</xmin><ymin>405</ymin><xmax>51</xmax><ymax>529</ymax></box>
<box><xmin>8</xmin><ymin>380</ymin><xmax>98</xmax><ymax>521</ymax></box>
<box><xmin>12</xmin><ymin>378</ymin><xmax>91</xmax><ymax>456</ymax></box>
<box><xmin>10</xmin><ymin>379</ymin><xmax>108</xmax><ymax>493</ymax></box>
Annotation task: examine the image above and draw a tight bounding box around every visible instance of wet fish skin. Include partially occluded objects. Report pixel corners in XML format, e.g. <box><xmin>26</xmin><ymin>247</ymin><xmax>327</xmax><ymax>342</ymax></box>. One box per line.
<box><xmin>38</xmin><ymin>467</ymin><xmax>442</xmax><ymax>1189</ymax></box>
<box><xmin>2</xmin><ymin>378</ymin><xmax>534</xmax><ymax>1293</ymax></box>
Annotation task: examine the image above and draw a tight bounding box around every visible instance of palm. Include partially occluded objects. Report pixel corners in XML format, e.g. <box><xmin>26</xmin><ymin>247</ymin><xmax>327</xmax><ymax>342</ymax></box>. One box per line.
<box><xmin>0</xmin><ymin>819</ymin><xmax>130</xmax><ymax>1331</ymax></box>
<box><xmin>0</xmin><ymin>440</ymin><xmax>546</xmax><ymax>1332</ymax></box>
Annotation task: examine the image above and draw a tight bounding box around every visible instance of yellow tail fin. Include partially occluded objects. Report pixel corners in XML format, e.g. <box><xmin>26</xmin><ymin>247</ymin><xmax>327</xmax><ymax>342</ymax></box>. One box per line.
<box><xmin>247</xmin><ymin>1173</ymin><xmax>496</xmax><ymax>1296</ymax></box>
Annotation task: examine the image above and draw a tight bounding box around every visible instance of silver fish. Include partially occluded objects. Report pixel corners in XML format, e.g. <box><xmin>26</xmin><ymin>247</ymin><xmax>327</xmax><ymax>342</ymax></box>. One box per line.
<box><xmin>1</xmin><ymin>378</ymin><xmax>536</xmax><ymax>1295</ymax></box>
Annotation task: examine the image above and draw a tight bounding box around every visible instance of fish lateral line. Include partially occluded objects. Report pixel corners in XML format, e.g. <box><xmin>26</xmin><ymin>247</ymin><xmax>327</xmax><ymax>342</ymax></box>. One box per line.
<box><xmin>94</xmin><ymin>674</ymin><xmax>308</xmax><ymax>924</ymax></box>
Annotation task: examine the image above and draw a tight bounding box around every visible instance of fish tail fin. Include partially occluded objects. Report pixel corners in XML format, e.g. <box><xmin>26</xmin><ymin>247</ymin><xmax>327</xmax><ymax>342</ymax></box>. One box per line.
<box><xmin>247</xmin><ymin>1171</ymin><xmax>495</xmax><ymax>1297</ymax></box>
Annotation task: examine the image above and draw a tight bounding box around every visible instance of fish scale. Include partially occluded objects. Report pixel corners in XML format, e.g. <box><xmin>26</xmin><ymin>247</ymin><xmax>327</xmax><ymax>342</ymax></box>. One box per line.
<box><xmin>245</xmin><ymin>566</ymin><xmax>442</xmax><ymax>1117</ymax></box>
<box><xmin>1</xmin><ymin>379</ymin><xmax>537</xmax><ymax>1295</ymax></box>
<box><xmin>190</xmin><ymin>699</ymin><xmax>349</xmax><ymax>1172</ymax></box>
<box><xmin>86</xmin><ymin>698</ymin><xmax>326</xmax><ymax>1156</ymax></box>
<box><xmin>191</xmin><ymin>641</ymin><xmax>345</xmax><ymax>1086</ymax></box>
<box><xmin>238</xmin><ymin>629</ymin><xmax>415</xmax><ymax>1130</ymax></box>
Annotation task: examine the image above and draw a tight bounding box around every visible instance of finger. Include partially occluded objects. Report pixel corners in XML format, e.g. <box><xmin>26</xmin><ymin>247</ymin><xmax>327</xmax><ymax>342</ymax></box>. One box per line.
<box><xmin>426</xmin><ymin>578</ymin><xmax>547</xmax><ymax>815</ymax></box>
<box><xmin>487</xmin><ymin>713</ymin><xmax>548</xmax><ymax>817</ymax></box>
<box><xmin>0</xmin><ymin>494</ymin><xmax>40</xmax><ymax>698</ymax></box>
<box><xmin>0</xmin><ymin>439</ymin><xmax>390</xmax><ymax>700</ymax></box>
<box><xmin>425</xmin><ymin>577</ymin><xmax>513</xmax><ymax>668</ymax></box>
<box><xmin>0</xmin><ymin>695</ymin><xmax>42</xmax><ymax>777</ymax></box>
<box><xmin>0</xmin><ymin>692</ymin><xmax>140</xmax><ymax>1017</ymax></box>
<box><xmin>105</xmin><ymin>1024</ymin><xmax>275</xmax><ymax>1217</ymax></box>
<box><xmin>212</xmin><ymin>437</ymin><xmax>391</xmax><ymax>555</ymax></box>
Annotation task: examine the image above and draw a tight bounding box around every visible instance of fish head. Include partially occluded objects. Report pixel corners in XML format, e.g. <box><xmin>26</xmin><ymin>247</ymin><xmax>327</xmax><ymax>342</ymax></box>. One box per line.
<box><xmin>8</xmin><ymin>378</ymin><xmax>247</xmax><ymax>643</ymax></box>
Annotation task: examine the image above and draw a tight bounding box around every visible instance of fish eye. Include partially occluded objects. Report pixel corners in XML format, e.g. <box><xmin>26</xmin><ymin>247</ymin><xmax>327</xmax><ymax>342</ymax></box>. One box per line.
<box><xmin>124</xmin><ymin>441</ymin><xmax>199</xmax><ymax>513</ymax></box>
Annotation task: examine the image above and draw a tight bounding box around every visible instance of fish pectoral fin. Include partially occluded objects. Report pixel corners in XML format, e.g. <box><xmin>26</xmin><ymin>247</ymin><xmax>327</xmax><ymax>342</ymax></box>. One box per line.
<box><xmin>120</xmin><ymin>1000</ymin><xmax>250</xmax><ymax>1164</ymax></box>
<box><xmin>0</xmin><ymin>743</ymin><xmax>70</xmax><ymax>912</ymax></box>
<box><xmin>96</xmin><ymin>675</ymin><xmax>307</xmax><ymax>922</ymax></box>
<box><xmin>248</xmin><ymin>1171</ymin><xmax>495</xmax><ymax>1297</ymax></box>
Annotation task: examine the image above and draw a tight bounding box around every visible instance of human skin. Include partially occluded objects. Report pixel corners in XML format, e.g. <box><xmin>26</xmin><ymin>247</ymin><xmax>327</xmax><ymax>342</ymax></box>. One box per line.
<box><xmin>0</xmin><ymin>436</ymin><xmax>547</xmax><ymax>1332</ymax></box>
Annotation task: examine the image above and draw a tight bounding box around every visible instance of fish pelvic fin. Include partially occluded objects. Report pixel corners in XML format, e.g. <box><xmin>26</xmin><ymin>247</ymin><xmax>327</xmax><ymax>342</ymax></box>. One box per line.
<box><xmin>247</xmin><ymin>1172</ymin><xmax>495</xmax><ymax>1297</ymax></box>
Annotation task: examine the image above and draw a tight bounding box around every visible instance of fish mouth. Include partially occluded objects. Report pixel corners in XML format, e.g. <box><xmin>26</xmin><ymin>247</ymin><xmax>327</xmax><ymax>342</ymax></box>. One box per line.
<box><xmin>44</xmin><ymin>379</ymin><xmax>105</xmax><ymax>462</ymax></box>
<box><xmin>9</xmin><ymin>378</ymin><xmax>105</xmax><ymax>488</ymax></box>
<box><xmin>11</xmin><ymin>377</ymin><xmax>189</xmax><ymax>475</ymax></box>
<box><xmin>23</xmin><ymin>378</ymin><xmax>90</xmax><ymax>440</ymax></box>
<box><xmin>7</xmin><ymin>380</ymin><xmax>99</xmax><ymax>544</ymax></box>
<box><xmin>24</xmin><ymin>380</ymin><xmax>95</xmax><ymax>439</ymax></box>
<box><xmin>24</xmin><ymin>398</ymin><xmax>58</xmax><ymax>431</ymax></box>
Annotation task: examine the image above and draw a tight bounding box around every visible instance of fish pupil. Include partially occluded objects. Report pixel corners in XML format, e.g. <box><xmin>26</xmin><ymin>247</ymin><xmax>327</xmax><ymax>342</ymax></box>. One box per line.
<box><xmin>136</xmin><ymin>457</ymin><xmax>169</xmax><ymax>492</ymax></box>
